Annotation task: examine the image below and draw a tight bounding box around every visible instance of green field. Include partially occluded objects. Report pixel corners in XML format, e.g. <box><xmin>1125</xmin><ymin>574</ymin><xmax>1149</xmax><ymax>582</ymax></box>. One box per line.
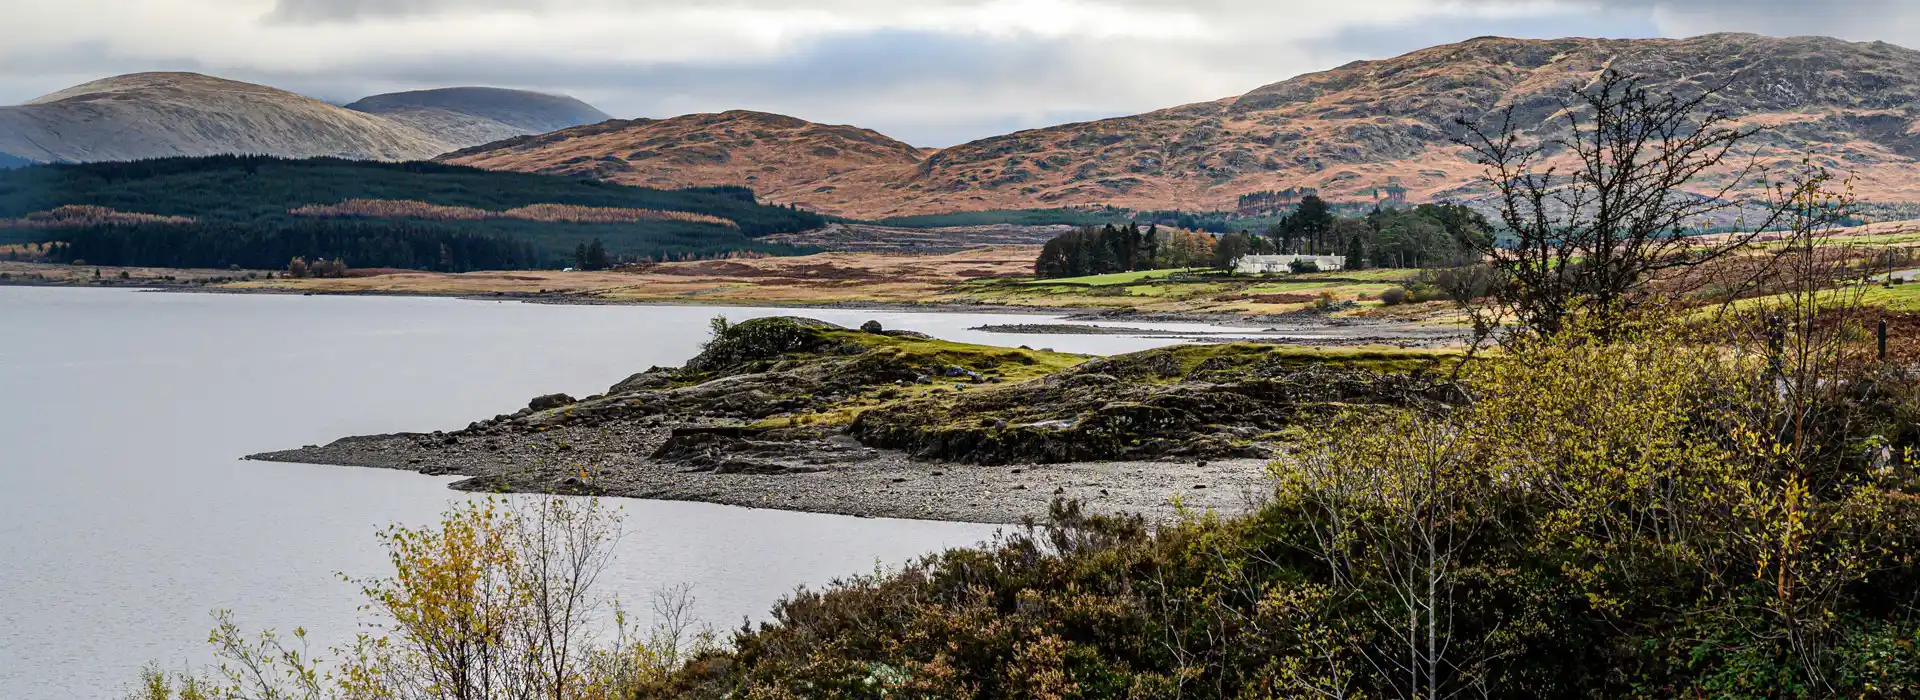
<box><xmin>1023</xmin><ymin>268</ymin><xmax>1209</xmax><ymax>286</ymax></box>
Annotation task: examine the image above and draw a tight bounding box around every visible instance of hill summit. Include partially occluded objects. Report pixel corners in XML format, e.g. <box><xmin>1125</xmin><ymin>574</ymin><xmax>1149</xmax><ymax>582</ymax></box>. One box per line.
<box><xmin>345</xmin><ymin>87</ymin><xmax>612</xmax><ymax>150</ymax></box>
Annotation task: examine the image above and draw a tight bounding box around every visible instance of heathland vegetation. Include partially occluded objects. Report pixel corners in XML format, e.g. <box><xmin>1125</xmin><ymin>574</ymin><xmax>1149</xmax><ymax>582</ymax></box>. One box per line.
<box><xmin>0</xmin><ymin>156</ymin><xmax>826</xmax><ymax>270</ymax></box>
<box><xmin>132</xmin><ymin>72</ymin><xmax>1920</xmax><ymax>697</ymax></box>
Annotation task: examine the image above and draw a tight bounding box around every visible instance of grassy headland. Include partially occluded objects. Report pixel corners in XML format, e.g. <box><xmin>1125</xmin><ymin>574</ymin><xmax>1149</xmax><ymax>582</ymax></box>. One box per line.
<box><xmin>250</xmin><ymin>315</ymin><xmax>1461</xmax><ymax>522</ymax></box>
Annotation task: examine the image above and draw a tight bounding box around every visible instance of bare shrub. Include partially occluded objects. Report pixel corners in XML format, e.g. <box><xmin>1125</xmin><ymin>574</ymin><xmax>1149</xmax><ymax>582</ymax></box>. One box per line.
<box><xmin>129</xmin><ymin>496</ymin><xmax>713</xmax><ymax>700</ymax></box>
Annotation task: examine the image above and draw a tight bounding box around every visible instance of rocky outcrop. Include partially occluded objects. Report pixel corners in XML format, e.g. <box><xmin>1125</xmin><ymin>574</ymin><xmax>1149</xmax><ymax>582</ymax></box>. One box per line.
<box><xmin>528</xmin><ymin>393</ymin><xmax>577</xmax><ymax>412</ymax></box>
<box><xmin>847</xmin><ymin>346</ymin><xmax>1463</xmax><ymax>465</ymax></box>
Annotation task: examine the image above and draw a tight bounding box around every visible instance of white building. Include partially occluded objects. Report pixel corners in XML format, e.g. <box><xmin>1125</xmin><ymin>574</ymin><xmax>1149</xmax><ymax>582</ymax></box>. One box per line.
<box><xmin>1234</xmin><ymin>254</ymin><xmax>1346</xmax><ymax>274</ymax></box>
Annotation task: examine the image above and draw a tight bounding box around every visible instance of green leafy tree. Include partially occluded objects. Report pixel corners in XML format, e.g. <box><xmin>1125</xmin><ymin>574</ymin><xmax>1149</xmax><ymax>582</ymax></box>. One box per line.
<box><xmin>1211</xmin><ymin>231</ymin><xmax>1252</xmax><ymax>270</ymax></box>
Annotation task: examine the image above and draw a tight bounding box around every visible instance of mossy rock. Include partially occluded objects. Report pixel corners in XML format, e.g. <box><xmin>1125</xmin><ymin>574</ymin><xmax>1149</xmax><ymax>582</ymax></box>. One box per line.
<box><xmin>684</xmin><ymin>317</ymin><xmax>854</xmax><ymax>374</ymax></box>
<box><xmin>846</xmin><ymin>346</ymin><xmax>1462</xmax><ymax>465</ymax></box>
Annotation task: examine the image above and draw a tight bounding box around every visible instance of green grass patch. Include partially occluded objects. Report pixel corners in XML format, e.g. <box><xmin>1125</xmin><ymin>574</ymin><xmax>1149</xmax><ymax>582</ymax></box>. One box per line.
<box><xmin>837</xmin><ymin>331</ymin><xmax>1088</xmax><ymax>380</ymax></box>
<box><xmin>1023</xmin><ymin>268</ymin><xmax>1210</xmax><ymax>286</ymax></box>
<box><xmin>1694</xmin><ymin>282</ymin><xmax>1920</xmax><ymax>317</ymax></box>
<box><xmin>1852</xmin><ymin>283</ymin><xmax>1920</xmax><ymax>311</ymax></box>
<box><xmin>1242</xmin><ymin>281</ymin><xmax>1357</xmax><ymax>294</ymax></box>
<box><xmin>1155</xmin><ymin>342</ymin><xmax>1464</xmax><ymax>377</ymax></box>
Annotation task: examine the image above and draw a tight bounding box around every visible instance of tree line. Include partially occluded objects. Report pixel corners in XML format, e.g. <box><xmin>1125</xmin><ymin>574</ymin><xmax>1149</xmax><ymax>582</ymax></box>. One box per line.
<box><xmin>1032</xmin><ymin>223</ymin><xmax>1214</xmax><ymax>278</ymax></box>
<box><xmin>42</xmin><ymin>220</ymin><xmax>542</xmax><ymax>271</ymax></box>
<box><xmin>1227</xmin><ymin>196</ymin><xmax>1492</xmax><ymax>268</ymax></box>
<box><xmin>0</xmin><ymin>155</ymin><xmax>826</xmax><ymax>264</ymax></box>
<box><xmin>1035</xmin><ymin>196</ymin><xmax>1494</xmax><ymax>278</ymax></box>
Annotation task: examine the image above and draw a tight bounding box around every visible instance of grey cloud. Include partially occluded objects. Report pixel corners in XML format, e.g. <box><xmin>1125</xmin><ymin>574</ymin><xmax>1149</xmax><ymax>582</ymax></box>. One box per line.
<box><xmin>266</xmin><ymin>0</ymin><xmax>531</xmax><ymax>22</ymax></box>
<box><xmin>262</xmin><ymin>0</ymin><xmax>987</xmax><ymax>24</ymax></box>
<box><xmin>1456</xmin><ymin>0</ymin><xmax>1920</xmax><ymax>43</ymax></box>
<box><xmin>248</xmin><ymin>29</ymin><xmax>1131</xmax><ymax>145</ymax></box>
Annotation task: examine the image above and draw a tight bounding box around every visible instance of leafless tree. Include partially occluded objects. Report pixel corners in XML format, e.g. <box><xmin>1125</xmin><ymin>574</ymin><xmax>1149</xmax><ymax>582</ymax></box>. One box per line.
<box><xmin>1278</xmin><ymin>413</ymin><xmax>1501</xmax><ymax>699</ymax></box>
<box><xmin>1457</xmin><ymin>69</ymin><xmax>1792</xmax><ymax>339</ymax></box>
<box><xmin>509</xmin><ymin>496</ymin><xmax>623</xmax><ymax>700</ymax></box>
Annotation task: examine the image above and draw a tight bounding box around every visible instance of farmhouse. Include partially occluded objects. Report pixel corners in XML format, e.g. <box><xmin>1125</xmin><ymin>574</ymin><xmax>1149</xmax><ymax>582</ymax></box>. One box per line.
<box><xmin>1234</xmin><ymin>254</ymin><xmax>1346</xmax><ymax>274</ymax></box>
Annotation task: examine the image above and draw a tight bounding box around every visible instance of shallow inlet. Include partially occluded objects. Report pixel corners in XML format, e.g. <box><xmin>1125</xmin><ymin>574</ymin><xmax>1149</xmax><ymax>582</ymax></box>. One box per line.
<box><xmin>0</xmin><ymin>286</ymin><xmax>1257</xmax><ymax>700</ymax></box>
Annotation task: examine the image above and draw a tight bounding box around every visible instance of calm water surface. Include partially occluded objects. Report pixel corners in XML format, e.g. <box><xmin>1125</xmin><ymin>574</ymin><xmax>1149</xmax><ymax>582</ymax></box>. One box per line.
<box><xmin>0</xmin><ymin>287</ymin><xmax>1226</xmax><ymax>699</ymax></box>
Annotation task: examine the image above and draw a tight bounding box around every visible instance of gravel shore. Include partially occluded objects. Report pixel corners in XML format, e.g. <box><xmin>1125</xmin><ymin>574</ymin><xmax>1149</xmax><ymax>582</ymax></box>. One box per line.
<box><xmin>241</xmin><ymin>316</ymin><xmax>1451</xmax><ymax>526</ymax></box>
<box><xmin>248</xmin><ymin>419</ymin><xmax>1276</xmax><ymax>525</ymax></box>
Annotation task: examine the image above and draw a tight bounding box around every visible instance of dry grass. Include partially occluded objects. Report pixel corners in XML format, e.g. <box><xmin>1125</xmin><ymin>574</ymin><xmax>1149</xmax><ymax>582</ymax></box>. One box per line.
<box><xmin>223</xmin><ymin>246</ymin><xmax>1042</xmax><ymax>303</ymax></box>
<box><xmin>0</xmin><ymin>205</ymin><xmax>195</xmax><ymax>228</ymax></box>
<box><xmin>290</xmin><ymin>199</ymin><xmax>737</xmax><ymax>228</ymax></box>
<box><xmin>0</xmin><ymin>260</ymin><xmax>270</xmax><ymax>284</ymax></box>
<box><xmin>221</xmin><ymin>246</ymin><xmax>1463</xmax><ymax>324</ymax></box>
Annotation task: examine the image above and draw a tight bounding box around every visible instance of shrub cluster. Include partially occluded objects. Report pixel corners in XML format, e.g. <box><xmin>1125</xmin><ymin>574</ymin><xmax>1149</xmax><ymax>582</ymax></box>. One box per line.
<box><xmin>661</xmin><ymin>316</ymin><xmax>1920</xmax><ymax>697</ymax></box>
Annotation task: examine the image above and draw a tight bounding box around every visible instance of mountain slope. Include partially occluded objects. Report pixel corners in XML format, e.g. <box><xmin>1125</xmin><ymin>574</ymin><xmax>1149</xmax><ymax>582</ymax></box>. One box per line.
<box><xmin>436</xmin><ymin>110</ymin><xmax>928</xmax><ymax>197</ymax></box>
<box><xmin>794</xmin><ymin>33</ymin><xmax>1920</xmax><ymax>216</ymax></box>
<box><xmin>0</xmin><ymin>73</ymin><xmax>451</xmax><ymax>162</ymax></box>
<box><xmin>439</xmin><ymin>33</ymin><xmax>1920</xmax><ymax>217</ymax></box>
<box><xmin>345</xmin><ymin>87</ymin><xmax>611</xmax><ymax>151</ymax></box>
<box><xmin>0</xmin><ymin>73</ymin><xmax>611</xmax><ymax>164</ymax></box>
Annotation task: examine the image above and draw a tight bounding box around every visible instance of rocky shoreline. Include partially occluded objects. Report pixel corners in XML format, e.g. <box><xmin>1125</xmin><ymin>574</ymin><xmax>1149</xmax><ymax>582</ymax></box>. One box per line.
<box><xmin>249</xmin><ymin>317</ymin><xmax>1461</xmax><ymax>524</ymax></box>
<box><xmin>248</xmin><ymin>423</ymin><xmax>1276</xmax><ymax>524</ymax></box>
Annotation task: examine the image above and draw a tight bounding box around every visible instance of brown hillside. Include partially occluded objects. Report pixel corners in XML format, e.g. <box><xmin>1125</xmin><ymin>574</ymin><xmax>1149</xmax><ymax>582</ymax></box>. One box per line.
<box><xmin>436</xmin><ymin>110</ymin><xmax>926</xmax><ymax>197</ymax></box>
<box><xmin>439</xmin><ymin>34</ymin><xmax>1920</xmax><ymax>218</ymax></box>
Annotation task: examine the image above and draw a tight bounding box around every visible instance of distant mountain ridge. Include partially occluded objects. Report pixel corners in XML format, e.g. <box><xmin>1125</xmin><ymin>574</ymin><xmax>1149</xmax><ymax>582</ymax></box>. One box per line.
<box><xmin>15</xmin><ymin>34</ymin><xmax>1920</xmax><ymax>219</ymax></box>
<box><xmin>441</xmin><ymin>33</ymin><xmax>1920</xmax><ymax>217</ymax></box>
<box><xmin>346</xmin><ymin>87</ymin><xmax>612</xmax><ymax>152</ymax></box>
<box><xmin>0</xmin><ymin>73</ymin><xmax>608</xmax><ymax>165</ymax></box>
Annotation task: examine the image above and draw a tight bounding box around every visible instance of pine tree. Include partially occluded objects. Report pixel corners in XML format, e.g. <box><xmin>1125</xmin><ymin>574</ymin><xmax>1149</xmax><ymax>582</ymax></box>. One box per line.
<box><xmin>585</xmin><ymin>239</ymin><xmax>610</xmax><ymax>271</ymax></box>
<box><xmin>1346</xmin><ymin>234</ymin><xmax>1367</xmax><ymax>271</ymax></box>
<box><xmin>1124</xmin><ymin>223</ymin><xmax>1143</xmax><ymax>271</ymax></box>
<box><xmin>1295</xmin><ymin>195</ymin><xmax>1334</xmax><ymax>254</ymax></box>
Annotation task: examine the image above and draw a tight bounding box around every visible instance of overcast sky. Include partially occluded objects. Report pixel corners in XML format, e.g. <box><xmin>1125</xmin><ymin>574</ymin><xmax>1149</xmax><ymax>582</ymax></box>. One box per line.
<box><xmin>3</xmin><ymin>0</ymin><xmax>1918</xmax><ymax>146</ymax></box>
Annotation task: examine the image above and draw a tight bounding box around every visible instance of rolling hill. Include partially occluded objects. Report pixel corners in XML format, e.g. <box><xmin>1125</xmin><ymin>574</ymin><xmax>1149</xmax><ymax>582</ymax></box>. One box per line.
<box><xmin>345</xmin><ymin>87</ymin><xmax>612</xmax><ymax>151</ymax></box>
<box><xmin>0</xmin><ymin>73</ymin><xmax>609</xmax><ymax>165</ymax></box>
<box><xmin>439</xmin><ymin>33</ymin><xmax>1920</xmax><ymax>218</ymax></box>
<box><xmin>436</xmin><ymin>110</ymin><xmax>928</xmax><ymax>198</ymax></box>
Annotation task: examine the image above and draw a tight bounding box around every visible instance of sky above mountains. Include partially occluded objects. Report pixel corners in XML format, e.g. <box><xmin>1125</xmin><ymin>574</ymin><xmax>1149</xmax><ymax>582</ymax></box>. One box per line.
<box><xmin>3</xmin><ymin>0</ymin><xmax>1917</xmax><ymax>147</ymax></box>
